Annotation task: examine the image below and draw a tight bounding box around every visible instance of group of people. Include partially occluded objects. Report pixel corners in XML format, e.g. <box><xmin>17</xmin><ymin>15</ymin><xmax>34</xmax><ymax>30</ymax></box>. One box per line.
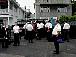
<box><xmin>22</xmin><ymin>20</ymin><xmax>70</xmax><ymax>54</ymax></box>
<box><xmin>23</xmin><ymin>20</ymin><xmax>53</xmax><ymax>43</ymax></box>
<box><xmin>0</xmin><ymin>20</ymin><xmax>70</xmax><ymax>54</ymax></box>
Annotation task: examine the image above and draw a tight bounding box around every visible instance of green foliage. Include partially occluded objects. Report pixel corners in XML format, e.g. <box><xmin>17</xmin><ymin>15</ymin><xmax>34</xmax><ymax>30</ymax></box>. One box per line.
<box><xmin>59</xmin><ymin>15</ymin><xmax>76</xmax><ymax>24</ymax></box>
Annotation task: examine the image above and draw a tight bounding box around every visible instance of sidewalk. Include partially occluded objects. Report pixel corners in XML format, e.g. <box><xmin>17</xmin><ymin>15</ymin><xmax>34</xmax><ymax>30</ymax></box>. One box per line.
<box><xmin>0</xmin><ymin>38</ymin><xmax>76</xmax><ymax>57</ymax></box>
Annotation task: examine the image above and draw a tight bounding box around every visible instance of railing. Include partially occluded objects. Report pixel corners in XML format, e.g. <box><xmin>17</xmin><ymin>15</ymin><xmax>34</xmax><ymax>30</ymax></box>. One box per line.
<box><xmin>36</xmin><ymin>0</ymin><xmax>71</xmax><ymax>4</ymax></box>
<box><xmin>40</xmin><ymin>12</ymin><xmax>72</xmax><ymax>17</ymax></box>
<box><xmin>0</xmin><ymin>8</ymin><xmax>8</xmax><ymax>14</ymax></box>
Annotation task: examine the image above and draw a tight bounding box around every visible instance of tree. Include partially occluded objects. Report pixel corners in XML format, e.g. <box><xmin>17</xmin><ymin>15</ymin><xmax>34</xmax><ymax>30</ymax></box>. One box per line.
<box><xmin>59</xmin><ymin>15</ymin><xmax>76</xmax><ymax>24</ymax></box>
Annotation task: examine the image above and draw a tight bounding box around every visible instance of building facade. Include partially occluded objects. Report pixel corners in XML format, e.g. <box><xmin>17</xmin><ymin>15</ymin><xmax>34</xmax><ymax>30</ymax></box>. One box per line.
<box><xmin>0</xmin><ymin>0</ymin><xmax>25</xmax><ymax>27</ymax></box>
<box><xmin>34</xmin><ymin>0</ymin><xmax>73</xmax><ymax>19</ymax></box>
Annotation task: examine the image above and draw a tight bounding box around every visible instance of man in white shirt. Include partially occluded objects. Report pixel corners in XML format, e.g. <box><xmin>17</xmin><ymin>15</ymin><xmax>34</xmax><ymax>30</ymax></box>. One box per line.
<box><xmin>52</xmin><ymin>20</ymin><xmax>61</xmax><ymax>54</ymax></box>
<box><xmin>23</xmin><ymin>22</ymin><xmax>28</xmax><ymax>40</ymax></box>
<box><xmin>26</xmin><ymin>22</ymin><xmax>33</xmax><ymax>43</ymax></box>
<box><xmin>63</xmin><ymin>22</ymin><xmax>70</xmax><ymax>42</ymax></box>
<box><xmin>40</xmin><ymin>22</ymin><xmax>44</xmax><ymax>38</ymax></box>
<box><xmin>37</xmin><ymin>22</ymin><xmax>41</xmax><ymax>40</ymax></box>
<box><xmin>45</xmin><ymin>21</ymin><xmax>52</xmax><ymax>42</ymax></box>
<box><xmin>13</xmin><ymin>22</ymin><xmax>20</xmax><ymax>46</ymax></box>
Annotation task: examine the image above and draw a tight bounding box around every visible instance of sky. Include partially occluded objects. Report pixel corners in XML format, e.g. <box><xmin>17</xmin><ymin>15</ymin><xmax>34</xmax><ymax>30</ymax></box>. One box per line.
<box><xmin>16</xmin><ymin>0</ymin><xmax>35</xmax><ymax>14</ymax></box>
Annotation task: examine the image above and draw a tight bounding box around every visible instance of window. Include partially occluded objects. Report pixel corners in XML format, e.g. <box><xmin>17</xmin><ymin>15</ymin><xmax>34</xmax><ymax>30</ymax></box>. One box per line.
<box><xmin>14</xmin><ymin>5</ymin><xmax>17</xmax><ymax>12</ymax></box>
<box><xmin>1</xmin><ymin>4</ymin><xmax>7</xmax><ymax>9</ymax></box>
<box><xmin>41</xmin><ymin>10</ymin><xmax>43</xmax><ymax>12</ymax></box>
<box><xmin>57</xmin><ymin>8</ymin><xmax>61</xmax><ymax>12</ymax></box>
<box><xmin>43</xmin><ymin>0</ymin><xmax>46</xmax><ymax>2</ymax></box>
<box><xmin>19</xmin><ymin>10</ymin><xmax>20</xmax><ymax>14</ymax></box>
<box><xmin>47</xmin><ymin>8</ymin><xmax>50</xmax><ymax>12</ymax></box>
<box><xmin>48</xmin><ymin>10</ymin><xmax>50</xmax><ymax>12</ymax></box>
<box><xmin>10</xmin><ymin>3</ymin><xmax>13</xmax><ymax>10</ymax></box>
<box><xmin>57</xmin><ymin>7</ymin><xmax>67</xmax><ymax>12</ymax></box>
<box><xmin>40</xmin><ymin>7</ymin><xmax>43</xmax><ymax>12</ymax></box>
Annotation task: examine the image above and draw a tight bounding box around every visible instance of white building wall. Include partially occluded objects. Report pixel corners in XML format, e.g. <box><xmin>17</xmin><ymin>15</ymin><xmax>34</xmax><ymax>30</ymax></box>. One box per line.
<box><xmin>0</xmin><ymin>0</ymin><xmax>25</xmax><ymax>26</ymax></box>
<box><xmin>9</xmin><ymin>1</ymin><xmax>25</xmax><ymax>25</ymax></box>
<box><xmin>17</xmin><ymin>8</ymin><xmax>24</xmax><ymax>20</ymax></box>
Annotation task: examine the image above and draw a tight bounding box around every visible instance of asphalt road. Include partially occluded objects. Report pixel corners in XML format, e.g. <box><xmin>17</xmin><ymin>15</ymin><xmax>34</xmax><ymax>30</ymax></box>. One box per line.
<box><xmin>0</xmin><ymin>37</ymin><xmax>76</xmax><ymax>57</ymax></box>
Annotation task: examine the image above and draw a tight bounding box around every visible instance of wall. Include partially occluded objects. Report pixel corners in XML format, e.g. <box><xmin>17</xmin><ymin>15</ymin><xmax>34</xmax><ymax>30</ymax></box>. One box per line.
<box><xmin>35</xmin><ymin>0</ymin><xmax>72</xmax><ymax>19</ymax></box>
<box><xmin>35</xmin><ymin>0</ymin><xmax>71</xmax><ymax>4</ymax></box>
<box><xmin>9</xmin><ymin>1</ymin><xmax>25</xmax><ymax>25</ymax></box>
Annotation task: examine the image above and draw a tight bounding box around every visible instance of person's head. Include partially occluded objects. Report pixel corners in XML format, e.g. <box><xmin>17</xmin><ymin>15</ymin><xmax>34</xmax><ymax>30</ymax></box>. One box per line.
<box><xmin>15</xmin><ymin>22</ymin><xmax>17</xmax><ymax>26</ymax></box>
<box><xmin>64</xmin><ymin>21</ymin><xmax>67</xmax><ymax>23</ymax></box>
<box><xmin>0</xmin><ymin>24</ymin><xmax>3</xmax><ymax>27</ymax></box>
<box><xmin>55</xmin><ymin>20</ymin><xmax>59</xmax><ymax>24</ymax></box>
<box><xmin>45</xmin><ymin>20</ymin><xmax>48</xmax><ymax>23</ymax></box>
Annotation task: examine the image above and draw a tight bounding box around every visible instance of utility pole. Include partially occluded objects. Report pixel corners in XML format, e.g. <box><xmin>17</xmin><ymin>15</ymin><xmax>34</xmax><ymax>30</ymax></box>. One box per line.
<box><xmin>8</xmin><ymin>0</ymin><xmax>10</xmax><ymax>26</ymax></box>
<box><xmin>26</xmin><ymin>10</ymin><xmax>27</xmax><ymax>21</ymax></box>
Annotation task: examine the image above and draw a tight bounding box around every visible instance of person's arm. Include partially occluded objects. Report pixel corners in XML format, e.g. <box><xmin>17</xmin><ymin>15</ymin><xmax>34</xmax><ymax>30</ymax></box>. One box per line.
<box><xmin>13</xmin><ymin>26</ymin><xmax>15</xmax><ymax>32</ymax></box>
<box><xmin>32</xmin><ymin>25</ymin><xmax>33</xmax><ymax>30</ymax></box>
<box><xmin>57</xmin><ymin>24</ymin><xmax>61</xmax><ymax>35</ymax></box>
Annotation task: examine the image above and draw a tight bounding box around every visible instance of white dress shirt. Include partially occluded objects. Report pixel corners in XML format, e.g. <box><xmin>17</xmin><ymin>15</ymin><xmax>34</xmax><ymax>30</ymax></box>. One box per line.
<box><xmin>40</xmin><ymin>23</ymin><xmax>44</xmax><ymax>28</ymax></box>
<box><xmin>52</xmin><ymin>23</ymin><xmax>61</xmax><ymax>35</ymax></box>
<box><xmin>63</xmin><ymin>23</ymin><xmax>70</xmax><ymax>29</ymax></box>
<box><xmin>37</xmin><ymin>23</ymin><xmax>41</xmax><ymax>29</ymax></box>
<box><xmin>13</xmin><ymin>25</ymin><xmax>20</xmax><ymax>33</ymax></box>
<box><xmin>23</xmin><ymin>23</ymin><xmax>28</xmax><ymax>29</ymax></box>
<box><xmin>26</xmin><ymin>24</ymin><xmax>33</xmax><ymax>31</ymax></box>
<box><xmin>45</xmin><ymin>22</ymin><xmax>52</xmax><ymax>28</ymax></box>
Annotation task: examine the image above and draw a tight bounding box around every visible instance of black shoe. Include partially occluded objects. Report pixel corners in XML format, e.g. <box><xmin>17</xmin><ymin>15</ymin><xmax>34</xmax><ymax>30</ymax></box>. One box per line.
<box><xmin>18</xmin><ymin>44</ymin><xmax>20</xmax><ymax>46</ymax></box>
<box><xmin>67</xmin><ymin>41</ymin><xmax>69</xmax><ymax>42</ymax></box>
<box><xmin>53</xmin><ymin>51</ymin><xmax>56</xmax><ymax>52</ymax></box>
<box><xmin>31</xmin><ymin>42</ymin><xmax>33</xmax><ymax>43</ymax></box>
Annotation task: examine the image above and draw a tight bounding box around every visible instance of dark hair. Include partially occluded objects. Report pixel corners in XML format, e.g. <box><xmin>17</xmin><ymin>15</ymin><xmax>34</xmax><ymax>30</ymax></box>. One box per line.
<box><xmin>48</xmin><ymin>20</ymin><xmax>50</xmax><ymax>22</ymax></box>
<box><xmin>56</xmin><ymin>20</ymin><xmax>59</xmax><ymax>23</ymax></box>
<box><xmin>15</xmin><ymin>22</ymin><xmax>17</xmax><ymax>23</ymax></box>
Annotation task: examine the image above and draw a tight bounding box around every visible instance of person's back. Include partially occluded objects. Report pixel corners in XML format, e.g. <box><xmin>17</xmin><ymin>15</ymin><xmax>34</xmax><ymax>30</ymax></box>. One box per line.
<box><xmin>13</xmin><ymin>25</ymin><xmax>19</xmax><ymax>33</ymax></box>
<box><xmin>63</xmin><ymin>22</ymin><xmax>70</xmax><ymax>42</ymax></box>
<box><xmin>23</xmin><ymin>23</ymin><xmax>28</xmax><ymax>29</ymax></box>
<box><xmin>63</xmin><ymin>22</ymin><xmax>70</xmax><ymax>29</ymax></box>
<box><xmin>37</xmin><ymin>23</ymin><xmax>41</xmax><ymax>29</ymax></box>
<box><xmin>26</xmin><ymin>24</ymin><xmax>33</xmax><ymax>31</ymax></box>
<box><xmin>40</xmin><ymin>22</ymin><xmax>44</xmax><ymax>28</ymax></box>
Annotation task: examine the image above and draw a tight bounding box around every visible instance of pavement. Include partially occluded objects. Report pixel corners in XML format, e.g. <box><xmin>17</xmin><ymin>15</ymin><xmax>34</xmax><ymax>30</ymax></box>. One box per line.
<box><xmin>0</xmin><ymin>37</ymin><xmax>76</xmax><ymax>57</ymax></box>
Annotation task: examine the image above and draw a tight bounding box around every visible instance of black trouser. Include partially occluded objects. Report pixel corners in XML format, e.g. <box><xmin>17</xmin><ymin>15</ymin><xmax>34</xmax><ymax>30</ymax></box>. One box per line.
<box><xmin>32</xmin><ymin>30</ymin><xmax>36</xmax><ymax>39</ymax></box>
<box><xmin>37</xmin><ymin>29</ymin><xmax>41</xmax><ymax>40</ymax></box>
<box><xmin>2</xmin><ymin>39</ymin><xmax>8</xmax><ymax>48</ymax></box>
<box><xmin>63</xmin><ymin>29</ymin><xmax>69</xmax><ymax>41</ymax></box>
<box><xmin>19</xmin><ymin>32</ymin><xmax>22</xmax><ymax>40</ymax></box>
<box><xmin>14</xmin><ymin>33</ymin><xmax>20</xmax><ymax>46</ymax></box>
<box><xmin>0</xmin><ymin>35</ymin><xmax>8</xmax><ymax>48</ymax></box>
<box><xmin>27</xmin><ymin>31</ymin><xmax>33</xmax><ymax>43</ymax></box>
<box><xmin>24</xmin><ymin>30</ymin><xmax>28</xmax><ymax>40</ymax></box>
<box><xmin>40</xmin><ymin>28</ymin><xmax>44</xmax><ymax>38</ymax></box>
<box><xmin>53</xmin><ymin>35</ymin><xmax>59</xmax><ymax>53</ymax></box>
<box><xmin>46</xmin><ymin>28</ymin><xmax>52</xmax><ymax>41</ymax></box>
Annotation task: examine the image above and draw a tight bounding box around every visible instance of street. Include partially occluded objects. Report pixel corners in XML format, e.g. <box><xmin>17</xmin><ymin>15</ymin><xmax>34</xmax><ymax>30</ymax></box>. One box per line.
<box><xmin>0</xmin><ymin>37</ymin><xmax>76</xmax><ymax>57</ymax></box>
